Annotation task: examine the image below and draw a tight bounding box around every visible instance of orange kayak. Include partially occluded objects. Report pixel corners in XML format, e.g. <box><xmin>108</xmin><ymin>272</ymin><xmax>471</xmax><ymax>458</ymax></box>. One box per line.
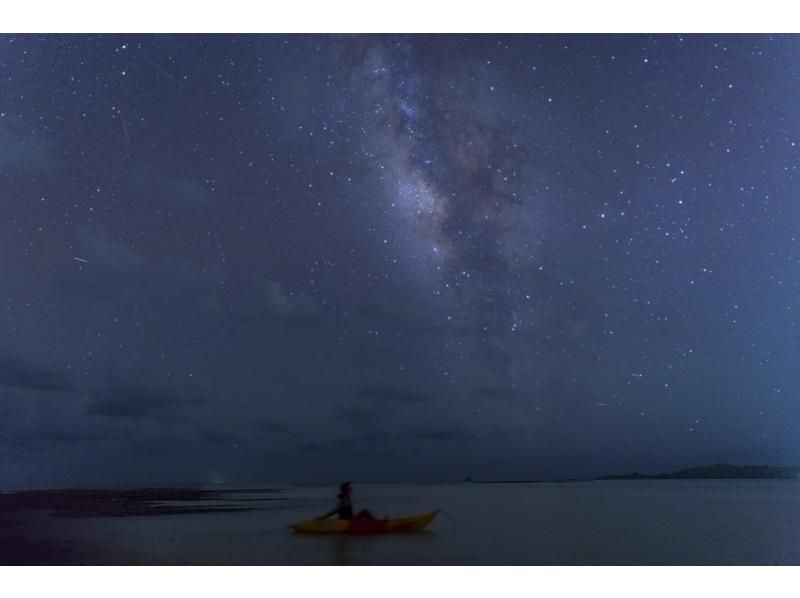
<box><xmin>291</xmin><ymin>510</ymin><xmax>438</xmax><ymax>534</ymax></box>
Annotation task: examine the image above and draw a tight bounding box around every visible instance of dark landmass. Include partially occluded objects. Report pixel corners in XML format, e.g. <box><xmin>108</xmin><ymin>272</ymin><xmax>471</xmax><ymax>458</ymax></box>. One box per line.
<box><xmin>597</xmin><ymin>463</ymin><xmax>800</xmax><ymax>480</ymax></box>
<box><xmin>0</xmin><ymin>487</ymin><xmax>286</xmax><ymax>565</ymax></box>
<box><xmin>0</xmin><ymin>487</ymin><xmax>283</xmax><ymax>518</ymax></box>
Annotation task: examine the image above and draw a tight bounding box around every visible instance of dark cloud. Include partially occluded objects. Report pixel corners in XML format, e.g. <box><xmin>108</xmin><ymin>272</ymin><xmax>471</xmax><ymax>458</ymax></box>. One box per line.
<box><xmin>354</xmin><ymin>385</ymin><xmax>434</xmax><ymax>404</ymax></box>
<box><xmin>336</xmin><ymin>405</ymin><xmax>382</xmax><ymax>428</ymax></box>
<box><xmin>252</xmin><ymin>420</ymin><xmax>294</xmax><ymax>436</ymax></box>
<box><xmin>0</xmin><ymin>355</ymin><xmax>74</xmax><ymax>393</ymax></box>
<box><xmin>334</xmin><ymin>404</ymin><xmax>475</xmax><ymax>450</ymax></box>
<box><xmin>297</xmin><ymin>440</ymin><xmax>359</xmax><ymax>456</ymax></box>
<box><xmin>198</xmin><ymin>426</ymin><xmax>239</xmax><ymax>446</ymax></box>
<box><xmin>306</xmin><ymin>423</ymin><xmax>473</xmax><ymax>450</ymax></box>
<box><xmin>415</xmin><ymin>427</ymin><xmax>474</xmax><ymax>443</ymax></box>
<box><xmin>87</xmin><ymin>377</ymin><xmax>208</xmax><ymax>424</ymax></box>
<box><xmin>0</xmin><ymin>123</ymin><xmax>55</xmax><ymax>173</ymax></box>
<box><xmin>357</xmin><ymin>430</ymin><xmax>392</xmax><ymax>447</ymax></box>
<box><xmin>298</xmin><ymin>429</ymin><xmax>396</xmax><ymax>457</ymax></box>
<box><xmin>42</xmin><ymin>426</ymin><xmax>108</xmax><ymax>445</ymax></box>
<box><xmin>475</xmin><ymin>386</ymin><xmax>520</xmax><ymax>403</ymax></box>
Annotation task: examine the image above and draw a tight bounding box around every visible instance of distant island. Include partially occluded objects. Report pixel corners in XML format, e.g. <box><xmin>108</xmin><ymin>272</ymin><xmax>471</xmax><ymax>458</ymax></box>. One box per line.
<box><xmin>597</xmin><ymin>463</ymin><xmax>800</xmax><ymax>480</ymax></box>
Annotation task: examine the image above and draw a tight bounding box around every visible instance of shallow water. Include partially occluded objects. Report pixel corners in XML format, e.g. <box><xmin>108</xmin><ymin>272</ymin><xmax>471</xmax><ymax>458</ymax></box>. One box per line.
<box><xmin>10</xmin><ymin>480</ymin><xmax>800</xmax><ymax>564</ymax></box>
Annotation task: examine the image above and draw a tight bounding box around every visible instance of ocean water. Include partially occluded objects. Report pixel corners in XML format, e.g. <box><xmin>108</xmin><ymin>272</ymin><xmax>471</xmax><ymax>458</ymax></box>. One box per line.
<box><xmin>12</xmin><ymin>480</ymin><xmax>800</xmax><ymax>565</ymax></box>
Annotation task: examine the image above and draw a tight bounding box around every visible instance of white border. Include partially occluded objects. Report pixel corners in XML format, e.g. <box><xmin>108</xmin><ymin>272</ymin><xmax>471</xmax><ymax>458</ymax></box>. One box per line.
<box><xmin>3</xmin><ymin>0</ymin><xmax>800</xmax><ymax>32</ymax></box>
<box><xmin>4</xmin><ymin>566</ymin><xmax>800</xmax><ymax>597</ymax></box>
<box><xmin>4</xmin><ymin>3</ymin><xmax>800</xmax><ymax>593</ymax></box>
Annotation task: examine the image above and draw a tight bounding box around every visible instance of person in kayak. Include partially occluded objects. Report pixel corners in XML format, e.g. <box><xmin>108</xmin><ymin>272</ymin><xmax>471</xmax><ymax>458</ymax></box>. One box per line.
<box><xmin>318</xmin><ymin>482</ymin><xmax>377</xmax><ymax>520</ymax></box>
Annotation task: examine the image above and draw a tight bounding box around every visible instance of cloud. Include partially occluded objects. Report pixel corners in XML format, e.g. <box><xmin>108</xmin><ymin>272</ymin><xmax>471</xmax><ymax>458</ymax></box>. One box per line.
<box><xmin>164</xmin><ymin>176</ymin><xmax>210</xmax><ymax>203</ymax></box>
<box><xmin>331</xmin><ymin>385</ymin><xmax>437</xmax><ymax>443</ymax></box>
<box><xmin>230</xmin><ymin>280</ymin><xmax>322</xmax><ymax>329</ymax></box>
<box><xmin>259</xmin><ymin>280</ymin><xmax>318</xmax><ymax>320</ymax></box>
<box><xmin>332</xmin><ymin>390</ymin><xmax>450</xmax><ymax>451</ymax></box>
<box><xmin>198</xmin><ymin>426</ymin><xmax>239</xmax><ymax>446</ymax></box>
<box><xmin>415</xmin><ymin>427</ymin><xmax>474</xmax><ymax>443</ymax></box>
<box><xmin>55</xmin><ymin>227</ymin><xmax>147</xmax><ymax>301</ymax></box>
<box><xmin>297</xmin><ymin>430</ymin><xmax>395</xmax><ymax>456</ymax></box>
<box><xmin>299</xmin><ymin>423</ymin><xmax>472</xmax><ymax>458</ymax></box>
<box><xmin>252</xmin><ymin>420</ymin><xmax>294</xmax><ymax>436</ymax></box>
<box><xmin>336</xmin><ymin>405</ymin><xmax>382</xmax><ymax>429</ymax></box>
<box><xmin>60</xmin><ymin>227</ymin><xmax>225</xmax><ymax>310</ymax></box>
<box><xmin>0</xmin><ymin>123</ymin><xmax>55</xmax><ymax>173</ymax></box>
<box><xmin>297</xmin><ymin>440</ymin><xmax>360</xmax><ymax>456</ymax></box>
<box><xmin>130</xmin><ymin>164</ymin><xmax>210</xmax><ymax>204</ymax></box>
<box><xmin>354</xmin><ymin>385</ymin><xmax>434</xmax><ymax>404</ymax></box>
<box><xmin>0</xmin><ymin>355</ymin><xmax>75</xmax><ymax>393</ymax></box>
<box><xmin>42</xmin><ymin>426</ymin><xmax>108</xmax><ymax>445</ymax></box>
<box><xmin>356</xmin><ymin>290</ymin><xmax>424</xmax><ymax>326</ymax></box>
<box><xmin>357</xmin><ymin>292</ymin><xmax>462</xmax><ymax>334</ymax></box>
<box><xmin>475</xmin><ymin>386</ymin><xmax>519</xmax><ymax>403</ymax></box>
<box><xmin>358</xmin><ymin>291</ymin><xmax>528</xmax><ymax>346</ymax></box>
<box><xmin>61</xmin><ymin>228</ymin><xmax>321</xmax><ymax>341</ymax></box>
<box><xmin>87</xmin><ymin>377</ymin><xmax>208</xmax><ymax>424</ymax></box>
<box><xmin>76</xmin><ymin>227</ymin><xmax>144</xmax><ymax>276</ymax></box>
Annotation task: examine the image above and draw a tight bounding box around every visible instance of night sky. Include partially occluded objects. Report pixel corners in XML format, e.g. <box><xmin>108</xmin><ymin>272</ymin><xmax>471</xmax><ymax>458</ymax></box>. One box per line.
<box><xmin>2</xmin><ymin>34</ymin><xmax>799</xmax><ymax>488</ymax></box>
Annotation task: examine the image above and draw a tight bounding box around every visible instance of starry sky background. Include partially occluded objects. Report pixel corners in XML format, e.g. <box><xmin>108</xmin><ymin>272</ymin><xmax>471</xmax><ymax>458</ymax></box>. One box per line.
<box><xmin>2</xmin><ymin>34</ymin><xmax>799</xmax><ymax>488</ymax></box>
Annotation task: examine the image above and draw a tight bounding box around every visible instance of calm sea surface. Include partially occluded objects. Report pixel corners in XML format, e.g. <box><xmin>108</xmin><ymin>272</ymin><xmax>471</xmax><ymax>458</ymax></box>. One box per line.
<box><xmin>13</xmin><ymin>480</ymin><xmax>800</xmax><ymax>564</ymax></box>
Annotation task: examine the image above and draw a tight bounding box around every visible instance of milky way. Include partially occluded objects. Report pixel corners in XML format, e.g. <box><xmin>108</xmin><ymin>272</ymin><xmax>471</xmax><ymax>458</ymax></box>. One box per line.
<box><xmin>2</xmin><ymin>35</ymin><xmax>800</xmax><ymax>487</ymax></box>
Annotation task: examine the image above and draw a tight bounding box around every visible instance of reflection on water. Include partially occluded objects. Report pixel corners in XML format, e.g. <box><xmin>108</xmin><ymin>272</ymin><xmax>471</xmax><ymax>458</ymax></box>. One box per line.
<box><xmin>332</xmin><ymin>535</ymin><xmax>352</xmax><ymax>566</ymax></box>
<box><xmin>292</xmin><ymin>527</ymin><xmax>438</xmax><ymax>566</ymax></box>
<box><xmin>5</xmin><ymin>481</ymin><xmax>800</xmax><ymax>564</ymax></box>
